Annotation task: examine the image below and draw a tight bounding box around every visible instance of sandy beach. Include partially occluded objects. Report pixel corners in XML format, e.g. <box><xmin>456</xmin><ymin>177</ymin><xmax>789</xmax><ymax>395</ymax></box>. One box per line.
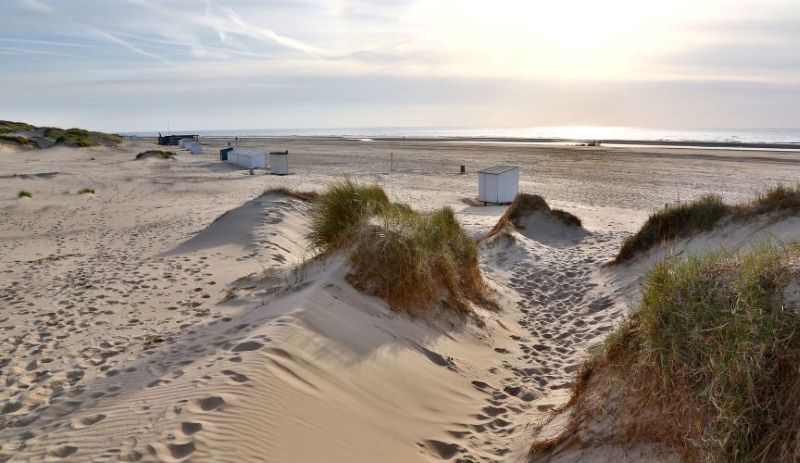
<box><xmin>2</xmin><ymin>138</ymin><xmax>800</xmax><ymax>462</ymax></box>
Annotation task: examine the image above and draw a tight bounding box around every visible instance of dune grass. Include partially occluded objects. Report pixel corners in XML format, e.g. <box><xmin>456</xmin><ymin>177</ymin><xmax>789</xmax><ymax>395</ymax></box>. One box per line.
<box><xmin>615</xmin><ymin>194</ymin><xmax>729</xmax><ymax>262</ymax></box>
<box><xmin>308</xmin><ymin>179</ymin><xmax>493</xmax><ymax>314</ymax></box>
<box><xmin>135</xmin><ymin>150</ymin><xmax>176</xmax><ymax>160</ymax></box>
<box><xmin>307</xmin><ymin>178</ymin><xmax>390</xmax><ymax>253</ymax></box>
<box><xmin>44</xmin><ymin>127</ymin><xmax>124</xmax><ymax>147</ymax></box>
<box><xmin>78</xmin><ymin>188</ymin><xmax>95</xmax><ymax>195</ymax></box>
<box><xmin>737</xmin><ymin>183</ymin><xmax>800</xmax><ymax>216</ymax></box>
<box><xmin>0</xmin><ymin>121</ymin><xmax>36</xmax><ymax>133</ymax></box>
<box><xmin>552</xmin><ymin>244</ymin><xmax>800</xmax><ymax>461</ymax></box>
<box><xmin>17</xmin><ymin>190</ymin><xmax>32</xmax><ymax>198</ymax></box>
<box><xmin>0</xmin><ymin>134</ymin><xmax>34</xmax><ymax>146</ymax></box>
<box><xmin>349</xmin><ymin>205</ymin><xmax>491</xmax><ymax>313</ymax></box>
<box><xmin>615</xmin><ymin>185</ymin><xmax>800</xmax><ymax>263</ymax></box>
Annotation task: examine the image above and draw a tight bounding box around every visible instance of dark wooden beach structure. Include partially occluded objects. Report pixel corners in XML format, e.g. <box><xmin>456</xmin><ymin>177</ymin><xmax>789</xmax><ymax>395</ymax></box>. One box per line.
<box><xmin>157</xmin><ymin>133</ymin><xmax>199</xmax><ymax>146</ymax></box>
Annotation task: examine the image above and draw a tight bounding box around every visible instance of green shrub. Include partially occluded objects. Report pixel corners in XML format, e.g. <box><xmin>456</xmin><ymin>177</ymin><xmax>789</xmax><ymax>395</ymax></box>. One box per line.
<box><xmin>17</xmin><ymin>190</ymin><xmax>32</xmax><ymax>198</ymax></box>
<box><xmin>615</xmin><ymin>194</ymin><xmax>728</xmax><ymax>262</ymax></box>
<box><xmin>78</xmin><ymin>188</ymin><xmax>95</xmax><ymax>194</ymax></box>
<box><xmin>307</xmin><ymin>178</ymin><xmax>389</xmax><ymax>252</ymax></box>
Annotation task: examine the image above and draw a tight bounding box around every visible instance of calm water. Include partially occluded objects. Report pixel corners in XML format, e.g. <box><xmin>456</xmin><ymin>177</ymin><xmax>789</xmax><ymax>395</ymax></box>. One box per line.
<box><xmin>127</xmin><ymin>126</ymin><xmax>800</xmax><ymax>146</ymax></box>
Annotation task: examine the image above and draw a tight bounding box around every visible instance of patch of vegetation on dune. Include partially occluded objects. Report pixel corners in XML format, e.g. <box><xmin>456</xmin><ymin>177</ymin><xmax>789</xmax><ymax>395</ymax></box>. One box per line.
<box><xmin>534</xmin><ymin>244</ymin><xmax>800</xmax><ymax>462</ymax></box>
<box><xmin>135</xmin><ymin>150</ymin><xmax>176</xmax><ymax>160</ymax></box>
<box><xmin>483</xmin><ymin>193</ymin><xmax>582</xmax><ymax>240</ymax></box>
<box><xmin>0</xmin><ymin>121</ymin><xmax>36</xmax><ymax>133</ymax></box>
<box><xmin>308</xmin><ymin>179</ymin><xmax>494</xmax><ymax>315</ymax></box>
<box><xmin>17</xmin><ymin>190</ymin><xmax>32</xmax><ymax>198</ymax></box>
<box><xmin>0</xmin><ymin>134</ymin><xmax>34</xmax><ymax>146</ymax></box>
<box><xmin>614</xmin><ymin>185</ymin><xmax>800</xmax><ymax>263</ymax></box>
<box><xmin>78</xmin><ymin>188</ymin><xmax>95</xmax><ymax>195</ymax></box>
<box><xmin>615</xmin><ymin>194</ymin><xmax>727</xmax><ymax>262</ymax></box>
<box><xmin>307</xmin><ymin>179</ymin><xmax>390</xmax><ymax>252</ymax></box>
<box><xmin>44</xmin><ymin>127</ymin><xmax>123</xmax><ymax>147</ymax></box>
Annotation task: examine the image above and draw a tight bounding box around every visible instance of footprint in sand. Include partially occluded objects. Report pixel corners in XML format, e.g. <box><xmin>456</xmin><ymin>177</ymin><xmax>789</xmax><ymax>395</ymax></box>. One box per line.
<box><xmin>181</xmin><ymin>422</ymin><xmax>203</xmax><ymax>435</ymax></box>
<box><xmin>231</xmin><ymin>340</ymin><xmax>263</xmax><ymax>352</ymax></box>
<box><xmin>192</xmin><ymin>396</ymin><xmax>225</xmax><ymax>412</ymax></box>
<box><xmin>167</xmin><ymin>441</ymin><xmax>196</xmax><ymax>459</ymax></box>
<box><xmin>50</xmin><ymin>445</ymin><xmax>79</xmax><ymax>458</ymax></box>
<box><xmin>221</xmin><ymin>370</ymin><xmax>250</xmax><ymax>383</ymax></box>
<box><xmin>419</xmin><ymin>440</ymin><xmax>464</xmax><ymax>460</ymax></box>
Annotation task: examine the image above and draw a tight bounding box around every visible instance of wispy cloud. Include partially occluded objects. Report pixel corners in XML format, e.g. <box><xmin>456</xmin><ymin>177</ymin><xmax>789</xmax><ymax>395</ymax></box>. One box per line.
<box><xmin>89</xmin><ymin>28</ymin><xmax>171</xmax><ymax>64</ymax></box>
<box><xmin>18</xmin><ymin>0</ymin><xmax>51</xmax><ymax>13</ymax></box>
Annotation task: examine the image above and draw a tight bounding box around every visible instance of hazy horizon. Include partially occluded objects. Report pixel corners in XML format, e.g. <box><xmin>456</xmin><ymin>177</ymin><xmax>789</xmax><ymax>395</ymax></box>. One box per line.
<box><xmin>3</xmin><ymin>0</ymin><xmax>800</xmax><ymax>132</ymax></box>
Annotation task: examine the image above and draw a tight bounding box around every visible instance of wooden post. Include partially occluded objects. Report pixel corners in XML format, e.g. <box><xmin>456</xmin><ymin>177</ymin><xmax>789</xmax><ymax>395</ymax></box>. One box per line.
<box><xmin>390</xmin><ymin>152</ymin><xmax>394</xmax><ymax>172</ymax></box>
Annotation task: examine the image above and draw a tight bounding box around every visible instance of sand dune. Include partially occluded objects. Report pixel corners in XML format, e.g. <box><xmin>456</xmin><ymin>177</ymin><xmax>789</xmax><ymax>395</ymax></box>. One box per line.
<box><xmin>2</xmin><ymin>138</ymin><xmax>800</xmax><ymax>462</ymax></box>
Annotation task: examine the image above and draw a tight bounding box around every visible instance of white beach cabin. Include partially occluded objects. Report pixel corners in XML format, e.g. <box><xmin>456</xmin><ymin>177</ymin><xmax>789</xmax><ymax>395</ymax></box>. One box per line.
<box><xmin>187</xmin><ymin>142</ymin><xmax>203</xmax><ymax>155</ymax></box>
<box><xmin>228</xmin><ymin>149</ymin><xmax>266</xmax><ymax>169</ymax></box>
<box><xmin>478</xmin><ymin>165</ymin><xmax>519</xmax><ymax>204</ymax></box>
<box><xmin>270</xmin><ymin>151</ymin><xmax>289</xmax><ymax>175</ymax></box>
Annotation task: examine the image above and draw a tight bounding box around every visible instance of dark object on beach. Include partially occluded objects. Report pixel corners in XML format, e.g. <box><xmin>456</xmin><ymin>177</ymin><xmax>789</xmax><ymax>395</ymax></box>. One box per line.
<box><xmin>157</xmin><ymin>133</ymin><xmax>198</xmax><ymax>146</ymax></box>
<box><xmin>460</xmin><ymin>165</ymin><xmax>466</xmax><ymax>173</ymax></box>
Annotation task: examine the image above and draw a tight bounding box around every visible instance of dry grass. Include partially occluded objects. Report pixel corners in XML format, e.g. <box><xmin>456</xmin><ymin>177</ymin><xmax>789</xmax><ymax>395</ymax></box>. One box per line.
<box><xmin>349</xmin><ymin>205</ymin><xmax>493</xmax><ymax>314</ymax></box>
<box><xmin>614</xmin><ymin>194</ymin><xmax>728</xmax><ymax>263</ymax></box>
<box><xmin>308</xmin><ymin>179</ymin><xmax>493</xmax><ymax>315</ymax></box>
<box><xmin>0</xmin><ymin>134</ymin><xmax>34</xmax><ymax>146</ymax></box>
<box><xmin>615</xmin><ymin>185</ymin><xmax>800</xmax><ymax>263</ymax></box>
<box><xmin>264</xmin><ymin>187</ymin><xmax>320</xmax><ymax>202</ymax></box>
<box><xmin>536</xmin><ymin>244</ymin><xmax>800</xmax><ymax>462</ymax></box>
<box><xmin>483</xmin><ymin>193</ymin><xmax>582</xmax><ymax>240</ymax></box>
<box><xmin>307</xmin><ymin>178</ymin><xmax>389</xmax><ymax>253</ymax></box>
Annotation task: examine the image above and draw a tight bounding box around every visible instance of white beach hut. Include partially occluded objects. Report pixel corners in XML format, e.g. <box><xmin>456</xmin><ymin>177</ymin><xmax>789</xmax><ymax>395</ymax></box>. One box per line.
<box><xmin>478</xmin><ymin>165</ymin><xmax>519</xmax><ymax>204</ymax></box>
<box><xmin>270</xmin><ymin>150</ymin><xmax>289</xmax><ymax>175</ymax></box>
<box><xmin>227</xmin><ymin>149</ymin><xmax>266</xmax><ymax>169</ymax></box>
<box><xmin>187</xmin><ymin>142</ymin><xmax>203</xmax><ymax>155</ymax></box>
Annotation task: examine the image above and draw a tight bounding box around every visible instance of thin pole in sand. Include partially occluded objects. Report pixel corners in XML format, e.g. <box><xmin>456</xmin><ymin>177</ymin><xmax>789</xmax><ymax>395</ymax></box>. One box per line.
<box><xmin>390</xmin><ymin>152</ymin><xmax>394</xmax><ymax>173</ymax></box>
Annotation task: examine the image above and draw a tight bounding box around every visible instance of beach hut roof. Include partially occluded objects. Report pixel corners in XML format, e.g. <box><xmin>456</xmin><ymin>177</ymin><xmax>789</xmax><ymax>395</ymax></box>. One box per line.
<box><xmin>479</xmin><ymin>165</ymin><xmax>518</xmax><ymax>175</ymax></box>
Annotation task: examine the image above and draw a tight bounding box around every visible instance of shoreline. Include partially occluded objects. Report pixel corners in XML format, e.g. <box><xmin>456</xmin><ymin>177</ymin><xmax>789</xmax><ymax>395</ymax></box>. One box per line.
<box><xmin>129</xmin><ymin>135</ymin><xmax>800</xmax><ymax>152</ymax></box>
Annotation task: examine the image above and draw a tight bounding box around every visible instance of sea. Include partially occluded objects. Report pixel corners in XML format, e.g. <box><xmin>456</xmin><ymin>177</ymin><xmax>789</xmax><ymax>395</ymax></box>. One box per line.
<box><xmin>125</xmin><ymin>126</ymin><xmax>800</xmax><ymax>150</ymax></box>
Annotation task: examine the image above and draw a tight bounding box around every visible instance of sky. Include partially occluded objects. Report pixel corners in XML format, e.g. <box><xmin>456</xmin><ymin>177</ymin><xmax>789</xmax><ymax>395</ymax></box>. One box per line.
<box><xmin>1</xmin><ymin>0</ymin><xmax>799</xmax><ymax>132</ymax></box>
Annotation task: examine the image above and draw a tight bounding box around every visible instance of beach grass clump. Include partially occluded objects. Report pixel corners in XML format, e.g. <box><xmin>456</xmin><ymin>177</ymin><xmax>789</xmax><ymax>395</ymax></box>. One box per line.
<box><xmin>0</xmin><ymin>134</ymin><xmax>34</xmax><ymax>146</ymax></box>
<box><xmin>349</xmin><ymin>205</ymin><xmax>490</xmax><ymax>313</ymax></box>
<box><xmin>0</xmin><ymin>120</ymin><xmax>36</xmax><ymax>133</ymax></box>
<box><xmin>738</xmin><ymin>184</ymin><xmax>800</xmax><ymax>216</ymax></box>
<box><xmin>135</xmin><ymin>150</ymin><xmax>176</xmax><ymax>160</ymax></box>
<box><xmin>307</xmin><ymin>178</ymin><xmax>389</xmax><ymax>253</ymax></box>
<box><xmin>615</xmin><ymin>194</ymin><xmax>728</xmax><ymax>262</ymax></box>
<box><xmin>17</xmin><ymin>190</ymin><xmax>32</xmax><ymax>198</ymax></box>
<box><xmin>44</xmin><ymin>127</ymin><xmax>124</xmax><ymax>147</ymax></box>
<box><xmin>550</xmin><ymin>244</ymin><xmax>800</xmax><ymax>461</ymax></box>
<box><xmin>308</xmin><ymin>179</ymin><xmax>492</xmax><ymax>314</ymax></box>
<box><xmin>78</xmin><ymin>188</ymin><xmax>95</xmax><ymax>195</ymax></box>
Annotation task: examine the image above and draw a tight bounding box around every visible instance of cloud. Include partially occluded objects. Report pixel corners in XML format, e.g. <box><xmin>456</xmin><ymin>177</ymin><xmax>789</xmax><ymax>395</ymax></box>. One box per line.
<box><xmin>18</xmin><ymin>0</ymin><xmax>51</xmax><ymax>13</ymax></box>
<box><xmin>87</xmin><ymin>28</ymin><xmax>171</xmax><ymax>64</ymax></box>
